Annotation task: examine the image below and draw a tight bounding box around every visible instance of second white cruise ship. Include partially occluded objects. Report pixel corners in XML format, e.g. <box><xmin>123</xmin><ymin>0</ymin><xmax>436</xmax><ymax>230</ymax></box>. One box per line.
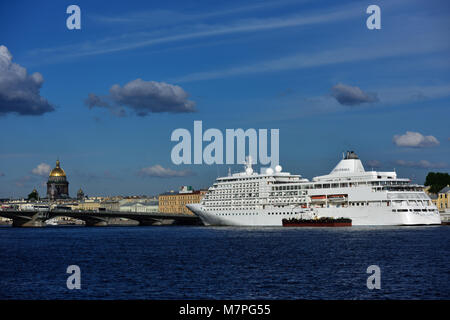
<box><xmin>187</xmin><ymin>152</ymin><xmax>441</xmax><ymax>226</ymax></box>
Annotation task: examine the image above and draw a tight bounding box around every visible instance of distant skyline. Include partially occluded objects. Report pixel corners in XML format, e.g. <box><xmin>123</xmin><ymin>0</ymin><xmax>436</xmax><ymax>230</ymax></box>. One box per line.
<box><xmin>1</xmin><ymin>0</ymin><xmax>449</xmax><ymax>198</ymax></box>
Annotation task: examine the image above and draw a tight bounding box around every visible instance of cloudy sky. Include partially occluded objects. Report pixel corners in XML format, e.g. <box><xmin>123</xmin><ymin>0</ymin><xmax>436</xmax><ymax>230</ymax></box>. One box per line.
<box><xmin>0</xmin><ymin>0</ymin><xmax>449</xmax><ymax>198</ymax></box>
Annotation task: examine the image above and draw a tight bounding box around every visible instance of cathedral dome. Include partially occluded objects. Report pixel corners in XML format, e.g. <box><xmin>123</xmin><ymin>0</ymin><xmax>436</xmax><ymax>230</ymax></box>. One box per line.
<box><xmin>47</xmin><ymin>159</ymin><xmax>69</xmax><ymax>200</ymax></box>
<box><xmin>49</xmin><ymin>160</ymin><xmax>66</xmax><ymax>177</ymax></box>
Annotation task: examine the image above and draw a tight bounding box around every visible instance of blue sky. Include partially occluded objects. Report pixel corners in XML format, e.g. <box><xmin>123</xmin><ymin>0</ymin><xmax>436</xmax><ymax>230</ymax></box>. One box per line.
<box><xmin>0</xmin><ymin>0</ymin><xmax>449</xmax><ymax>198</ymax></box>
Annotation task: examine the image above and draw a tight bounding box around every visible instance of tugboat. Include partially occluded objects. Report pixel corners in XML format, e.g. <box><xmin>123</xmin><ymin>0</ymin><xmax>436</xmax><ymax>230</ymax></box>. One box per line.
<box><xmin>282</xmin><ymin>217</ymin><xmax>352</xmax><ymax>227</ymax></box>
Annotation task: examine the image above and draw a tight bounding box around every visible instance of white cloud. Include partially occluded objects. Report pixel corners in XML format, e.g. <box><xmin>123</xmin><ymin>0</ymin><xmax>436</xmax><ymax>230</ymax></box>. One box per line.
<box><xmin>394</xmin><ymin>160</ymin><xmax>448</xmax><ymax>169</ymax></box>
<box><xmin>0</xmin><ymin>46</ymin><xmax>54</xmax><ymax>116</ymax></box>
<box><xmin>393</xmin><ymin>131</ymin><xmax>440</xmax><ymax>148</ymax></box>
<box><xmin>139</xmin><ymin>165</ymin><xmax>194</xmax><ymax>178</ymax></box>
<box><xmin>331</xmin><ymin>83</ymin><xmax>378</xmax><ymax>106</ymax></box>
<box><xmin>86</xmin><ymin>79</ymin><xmax>196</xmax><ymax>116</ymax></box>
<box><xmin>31</xmin><ymin>163</ymin><xmax>51</xmax><ymax>176</ymax></box>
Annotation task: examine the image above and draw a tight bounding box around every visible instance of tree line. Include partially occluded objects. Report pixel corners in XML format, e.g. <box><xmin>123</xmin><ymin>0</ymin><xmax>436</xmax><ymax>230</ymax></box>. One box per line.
<box><xmin>425</xmin><ymin>172</ymin><xmax>450</xmax><ymax>194</ymax></box>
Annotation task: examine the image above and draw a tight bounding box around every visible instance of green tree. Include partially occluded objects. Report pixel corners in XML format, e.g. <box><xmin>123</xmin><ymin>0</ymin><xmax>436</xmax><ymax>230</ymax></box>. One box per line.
<box><xmin>424</xmin><ymin>172</ymin><xmax>450</xmax><ymax>194</ymax></box>
<box><xmin>27</xmin><ymin>188</ymin><xmax>39</xmax><ymax>201</ymax></box>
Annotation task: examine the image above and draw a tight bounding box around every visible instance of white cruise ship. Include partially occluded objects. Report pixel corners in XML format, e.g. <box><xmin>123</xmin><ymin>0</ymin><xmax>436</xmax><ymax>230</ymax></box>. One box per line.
<box><xmin>187</xmin><ymin>152</ymin><xmax>441</xmax><ymax>226</ymax></box>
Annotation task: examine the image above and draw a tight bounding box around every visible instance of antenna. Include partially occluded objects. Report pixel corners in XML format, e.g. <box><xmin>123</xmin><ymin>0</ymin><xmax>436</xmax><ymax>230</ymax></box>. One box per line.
<box><xmin>245</xmin><ymin>155</ymin><xmax>253</xmax><ymax>170</ymax></box>
<box><xmin>245</xmin><ymin>156</ymin><xmax>254</xmax><ymax>175</ymax></box>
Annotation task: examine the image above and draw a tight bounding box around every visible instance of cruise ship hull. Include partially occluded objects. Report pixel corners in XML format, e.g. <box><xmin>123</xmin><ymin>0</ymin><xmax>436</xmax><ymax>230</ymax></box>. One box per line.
<box><xmin>186</xmin><ymin>204</ymin><xmax>441</xmax><ymax>226</ymax></box>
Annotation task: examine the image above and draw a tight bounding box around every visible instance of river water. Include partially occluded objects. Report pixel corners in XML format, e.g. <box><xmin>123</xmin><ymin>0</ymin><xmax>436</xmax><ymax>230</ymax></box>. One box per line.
<box><xmin>0</xmin><ymin>225</ymin><xmax>448</xmax><ymax>299</ymax></box>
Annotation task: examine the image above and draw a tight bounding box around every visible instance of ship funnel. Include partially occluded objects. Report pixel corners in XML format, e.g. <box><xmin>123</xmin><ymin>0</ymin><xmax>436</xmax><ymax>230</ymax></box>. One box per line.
<box><xmin>344</xmin><ymin>151</ymin><xmax>359</xmax><ymax>160</ymax></box>
<box><xmin>330</xmin><ymin>151</ymin><xmax>365</xmax><ymax>174</ymax></box>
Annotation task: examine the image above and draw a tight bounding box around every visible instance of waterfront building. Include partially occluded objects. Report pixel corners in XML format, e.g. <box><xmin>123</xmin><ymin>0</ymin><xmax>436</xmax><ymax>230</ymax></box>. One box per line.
<box><xmin>76</xmin><ymin>199</ymin><xmax>101</xmax><ymax>211</ymax></box>
<box><xmin>47</xmin><ymin>160</ymin><xmax>69</xmax><ymax>200</ymax></box>
<box><xmin>100</xmin><ymin>200</ymin><xmax>120</xmax><ymax>211</ymax></box>
<box><xmin>424</xmin><ymin>186</ymin><xmax>438</xmax><ymax>207</ymax></box>
<box><xmin>119</xmin><ymin>200</ymin><xmax>159</xmax><ymax>213</ymax></box>
<box><xmin>88</xmin><ymin>196</ymin><xmax>106</xmax><ymax>201</ymax></box>
<box><xmin>429</xmin><ymin>193</ymin><xmax>438</xmax><ymax>207</ymax></box>
<box><xmin>437</xmin><ymin>185</ymin><xmax>450</xmax><ymax>212</ymax></box>
<box><xmin>159</xmin><ymin>186</ymin><xmax>207</xmax><ymax>215</ymax></box>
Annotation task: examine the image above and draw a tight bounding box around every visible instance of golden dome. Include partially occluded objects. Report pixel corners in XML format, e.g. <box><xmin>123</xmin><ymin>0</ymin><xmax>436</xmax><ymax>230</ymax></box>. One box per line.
<box><xmin>49</xmin><ymin>160</ymin><xmax>66</xmax><ymax>177</ymax></box>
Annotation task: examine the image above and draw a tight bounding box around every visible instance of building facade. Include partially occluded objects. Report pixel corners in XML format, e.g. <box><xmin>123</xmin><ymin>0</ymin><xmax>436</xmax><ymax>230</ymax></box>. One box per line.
<box><xmin>120</xmin><ymin>200</ymin><xmax>159</xmax><ymax>213</ymax></box>
<box><xmin>100</xmin><ymin>200</ymin><xmax>120</xmax><ymax>212</ymax></box>
<box><xmin>76</xmin><ymin>199</ymin><xmax>101</xmax><ymax>211</ymax></box>
<box><xmin>437</xmin><ymin>185</ymin><xmax>450</xmax><ymax>212</ymax></box>
<box><xmin>47</xmin><ymin>160</ymin><xmax>69</xmax><ymax>200</ymax></box>
<box><xmin>159</xmin><ymin>186</ymin><xmax>206</xmax><ymax>215</ymax></box>
<box><xmin>424</xmin><ymin>186</ymin><xmax>438</xmax><ymax>207</ymax></box>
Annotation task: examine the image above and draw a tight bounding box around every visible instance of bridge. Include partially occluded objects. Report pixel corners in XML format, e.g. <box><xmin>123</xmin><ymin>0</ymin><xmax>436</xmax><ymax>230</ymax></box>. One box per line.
<box><xmin>0</xmin><ymin>210</ymin><xmax>201</xmax><ymax>227</ymax></box>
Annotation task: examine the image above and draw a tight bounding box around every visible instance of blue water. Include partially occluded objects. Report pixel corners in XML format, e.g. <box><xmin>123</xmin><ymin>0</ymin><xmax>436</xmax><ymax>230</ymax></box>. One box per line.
<box><xmin>0</xmin><ymin>225</ymin><xmax>449</xmax><ymax>299</ymax></box>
